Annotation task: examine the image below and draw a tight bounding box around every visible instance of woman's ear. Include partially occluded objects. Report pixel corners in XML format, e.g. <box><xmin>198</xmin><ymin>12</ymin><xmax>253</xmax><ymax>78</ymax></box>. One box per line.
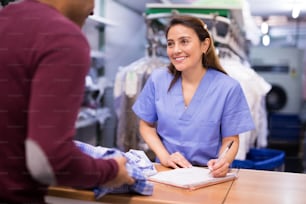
<box><xmin>201</xmin><ymin>38</ymin><xmax>211</xmax><ymax>53</ymax></box>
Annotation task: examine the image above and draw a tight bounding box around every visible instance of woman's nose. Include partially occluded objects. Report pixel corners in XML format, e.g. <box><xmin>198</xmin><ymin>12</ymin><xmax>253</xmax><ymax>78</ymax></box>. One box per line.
<box><xmin>173</xmin><ymin>45</ymin><xmax>182</xmax><ymax>53</ymax></box>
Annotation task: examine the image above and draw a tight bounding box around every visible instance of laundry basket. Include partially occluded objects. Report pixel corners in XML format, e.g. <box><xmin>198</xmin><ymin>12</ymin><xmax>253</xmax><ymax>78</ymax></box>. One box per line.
<box><xmin>232</xmin><ymin>148</ymin><xmax>285</xmax><ymax>171</ymax></box>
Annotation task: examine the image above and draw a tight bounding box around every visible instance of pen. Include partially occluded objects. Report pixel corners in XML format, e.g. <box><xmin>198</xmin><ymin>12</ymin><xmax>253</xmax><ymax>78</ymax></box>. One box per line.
<box><xmin>209</xmin><ymin>140</ymin><xmax>234</xmax><ymax>172</ymax></box>
<box><xmin>217</xmin><ymin>140</ymin><xmax>234</xmax><ymax>162</ymax></box>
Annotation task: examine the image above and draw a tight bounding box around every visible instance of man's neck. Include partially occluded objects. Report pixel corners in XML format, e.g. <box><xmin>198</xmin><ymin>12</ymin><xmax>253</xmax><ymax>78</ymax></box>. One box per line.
<box><xmin>36</xmin><ymin>0</ymin><xmax>84</xmax><ymax>27</ymax></box>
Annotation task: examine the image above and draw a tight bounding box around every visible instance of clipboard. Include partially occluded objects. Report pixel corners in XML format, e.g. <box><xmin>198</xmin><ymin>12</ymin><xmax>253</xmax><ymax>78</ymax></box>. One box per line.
<box><xmin>148</xmin><ymin>166</ymin><xmax>238</xmax><ymax>190</ymax></box>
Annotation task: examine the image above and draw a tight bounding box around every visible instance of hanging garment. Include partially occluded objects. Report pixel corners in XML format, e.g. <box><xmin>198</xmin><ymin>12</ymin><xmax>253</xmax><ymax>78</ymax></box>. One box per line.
<box><xmin>114</xmin><ymin>56</ymin><xmax>168</xmax><ymax>154</ymax></box>
<box><xmin>220</xmin><ymin>55</ymin><xmax>271</xmax><ymax>160</ymax></box>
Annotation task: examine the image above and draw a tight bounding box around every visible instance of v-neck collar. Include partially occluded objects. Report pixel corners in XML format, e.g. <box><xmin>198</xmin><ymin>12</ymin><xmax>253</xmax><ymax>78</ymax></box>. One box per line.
<box><xmin>177</xmin><ymin>69</ymin><xmax>214</xmax><ymax>121</ymax></box>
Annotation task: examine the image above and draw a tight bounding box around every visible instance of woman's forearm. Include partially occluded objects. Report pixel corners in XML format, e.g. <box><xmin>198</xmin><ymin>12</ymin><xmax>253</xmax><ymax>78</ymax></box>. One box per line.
<box><xmin>139</xmin><ymin>120</ymin><xmax>170</xmax><ymax>164</ymax></box>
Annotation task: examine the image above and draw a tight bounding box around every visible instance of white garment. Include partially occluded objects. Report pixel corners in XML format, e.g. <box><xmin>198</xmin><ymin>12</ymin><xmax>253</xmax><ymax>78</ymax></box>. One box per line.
<box><xmin>220</xmin><ymin>56</ymin><xmax>271</xmax><ymax>160</ymax></box>
<box><xmin>113</xmin><ymin>56</ymin><xmax>168</xmax><ymax>152</ymax></box>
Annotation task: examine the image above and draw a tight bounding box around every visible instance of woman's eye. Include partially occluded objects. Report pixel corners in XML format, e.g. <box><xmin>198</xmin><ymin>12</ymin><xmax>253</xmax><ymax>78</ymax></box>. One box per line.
<box><xmin>181</xmin><ymin>39</ymin><xmax>189</xmax><ymax>45</ymax></box>
<box><xmin>167</xmin><ymin>41</ymin><xmax>174</xmax><ymax>47</ymax></box>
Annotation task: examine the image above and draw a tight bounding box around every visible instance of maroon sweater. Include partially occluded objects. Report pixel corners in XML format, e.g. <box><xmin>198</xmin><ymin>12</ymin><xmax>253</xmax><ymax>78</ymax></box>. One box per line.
<box><xmin>0</xmin><ymin>1</ymin><xmax>118</xmax><ymax>203</ymax></box>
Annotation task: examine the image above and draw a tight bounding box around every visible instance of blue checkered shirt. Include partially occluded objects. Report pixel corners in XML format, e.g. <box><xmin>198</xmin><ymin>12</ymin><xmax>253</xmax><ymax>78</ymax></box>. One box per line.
<box><xmin>74</xmin><ymin>140</ymin><xmax>156</xmax><ymax>199</ymax></box>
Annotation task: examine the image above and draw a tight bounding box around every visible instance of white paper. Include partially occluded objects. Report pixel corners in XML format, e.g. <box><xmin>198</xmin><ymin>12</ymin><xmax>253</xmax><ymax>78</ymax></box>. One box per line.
<box><xmin>148</xmin><ymin>167</ymin><xmax>237</xmax><ymax>190</ymax></box>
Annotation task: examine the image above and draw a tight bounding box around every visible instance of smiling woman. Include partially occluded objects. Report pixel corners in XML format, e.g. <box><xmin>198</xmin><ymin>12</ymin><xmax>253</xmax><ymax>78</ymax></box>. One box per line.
<box><xmin>132</xmin><ymin>15</ymin><xmax>255</xmax><ymax>178</ymax></box>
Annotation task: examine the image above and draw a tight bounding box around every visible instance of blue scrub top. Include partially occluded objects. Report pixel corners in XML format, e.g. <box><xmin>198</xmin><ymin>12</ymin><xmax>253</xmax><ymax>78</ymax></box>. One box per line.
<box><xmin>132</xmin><ymin>68</ymin><xmax>255</xmax><ymax>166</ymax></box>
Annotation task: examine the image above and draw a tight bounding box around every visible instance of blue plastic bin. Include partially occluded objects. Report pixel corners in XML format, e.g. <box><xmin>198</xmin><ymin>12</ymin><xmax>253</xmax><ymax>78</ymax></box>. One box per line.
<box><xmin>268</xmin><ymin>113</ymin><xmax>301</xmax><ymax>141</ymax></box>
<box><xmin>232</xmin><ymin>148</ymin><xmax>285</xmax><ymax>171</ymax></box>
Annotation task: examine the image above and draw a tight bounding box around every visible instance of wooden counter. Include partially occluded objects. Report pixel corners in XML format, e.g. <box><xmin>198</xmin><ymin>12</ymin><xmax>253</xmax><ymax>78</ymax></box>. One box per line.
<box><xmin>225</xmin><ymin>169</ymin><xmax>306</xmax><ymax>204</ymax></box>
<box><xmin>47</xmin><ymin>165</ymin><xmax>306</xmax><ymax>204</ymax></box>
<box><xmin>47</xmin><ymin>164</ymin><xmax>233</xmax><ymax>204</ymax></box>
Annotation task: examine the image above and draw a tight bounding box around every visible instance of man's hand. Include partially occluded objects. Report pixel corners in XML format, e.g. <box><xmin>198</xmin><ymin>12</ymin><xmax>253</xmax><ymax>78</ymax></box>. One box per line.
<box><xmin>103</xmin><ymin>157</ymin><xmax>135</xmax><ymax>188</ymax></box>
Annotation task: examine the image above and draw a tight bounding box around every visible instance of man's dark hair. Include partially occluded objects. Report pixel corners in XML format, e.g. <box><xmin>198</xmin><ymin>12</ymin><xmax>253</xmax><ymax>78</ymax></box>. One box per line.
<box><xmin>1</xmin><ymin>0</ymin><xmax>16</xmax><ymax>7</ymax></box>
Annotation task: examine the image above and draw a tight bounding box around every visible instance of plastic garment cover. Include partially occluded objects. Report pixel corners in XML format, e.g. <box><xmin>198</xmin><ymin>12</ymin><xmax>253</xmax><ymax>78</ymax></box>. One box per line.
<box><xmin>113</xmin><ymin>56</ymin><xmax>168</xmax><ymax>155</ymax></box>
<box><xmin>220</xmin><ymin>51</ymin><xmax>271</xmax><ymax>159</ymax></box>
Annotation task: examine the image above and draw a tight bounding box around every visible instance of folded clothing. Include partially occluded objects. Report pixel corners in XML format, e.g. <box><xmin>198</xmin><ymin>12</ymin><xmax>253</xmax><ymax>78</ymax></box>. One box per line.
<box><xmin>74</xmin><ymin>140</ymin><xmax>156</xmax><ymax>199</ymax></box>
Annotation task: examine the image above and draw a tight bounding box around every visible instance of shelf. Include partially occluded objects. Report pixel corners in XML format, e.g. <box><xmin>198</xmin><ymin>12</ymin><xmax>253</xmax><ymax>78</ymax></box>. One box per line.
<box><xmin>145</xmin><ymin>4</ymin><xmax>248</xmax><ymax>61</ymax></box>
<box><xmin>90</xmin><ymin>50</ymin><xmax>106</xmax><ymax>58</ymax></box>
<box><xmin>75</xmin><ymin>107</ymin><xmax>111</xmax><ymax>129</ymax></box>
<box><xmin>146</xmin><ymin>3</ymin><xmax>242</xmax><ymax>17</ymax></box>
<box><xmin>87</xmin><ymin>15</ymin><xmax>118</xmax><ymax>26</ymax></box>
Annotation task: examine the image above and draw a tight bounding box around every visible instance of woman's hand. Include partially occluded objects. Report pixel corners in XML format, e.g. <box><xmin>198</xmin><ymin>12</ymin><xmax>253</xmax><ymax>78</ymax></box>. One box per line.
<box><xmin>207</xmin><ymin>158</ymin><xmax>230</xmax><ymax>177</ymax></box>
<box><xmin>208</xmin><ymin>136</ymin><xmax>238</xmax><ymax>177</ymax></box>
<box><xmin>102</xmin><ymin>157</ymin><xmax>135</xmax><ymax>188</ymax></box>
<box><xmin>161</xmin><ymin>151</ymin><xmax>192</xmax><ymax>169</ymax></box>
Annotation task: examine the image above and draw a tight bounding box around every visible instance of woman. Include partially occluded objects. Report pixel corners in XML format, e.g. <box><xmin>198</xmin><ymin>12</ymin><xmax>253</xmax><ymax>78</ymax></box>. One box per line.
<box><xmin>132</xmin><ymin>15</ymin><xmax>254</xmax><ymax>178</ymax></box>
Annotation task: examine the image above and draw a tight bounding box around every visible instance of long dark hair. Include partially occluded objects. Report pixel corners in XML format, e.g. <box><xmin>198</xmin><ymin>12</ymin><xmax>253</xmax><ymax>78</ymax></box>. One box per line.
<box><xmin>165</xmin><ymin>15</ymin><xmax>227</xmax><ymax>91</ymax></box>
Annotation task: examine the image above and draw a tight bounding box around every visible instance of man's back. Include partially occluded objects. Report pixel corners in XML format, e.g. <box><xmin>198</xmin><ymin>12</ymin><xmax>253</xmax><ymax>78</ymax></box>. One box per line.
<box><xmin>0</xmin><ymin>0</ymin><xmax>133</xmax><ymax>203</ymax></box>
<box><xmin>0</xmin><ymin>0</ymin><xmax>94</xmax><ymax>203</ymax></box>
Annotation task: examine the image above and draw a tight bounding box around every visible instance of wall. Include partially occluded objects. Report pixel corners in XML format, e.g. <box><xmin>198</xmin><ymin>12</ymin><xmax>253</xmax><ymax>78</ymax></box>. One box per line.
<box><xmin>104</xmin><ymin>1</ymin><xmax>148</xmax><ymax>82</ymax></box>
<box><xmin>82</xmin><ymin>1</ymin><xmax>152</xmax><ymax>147</ymax></box>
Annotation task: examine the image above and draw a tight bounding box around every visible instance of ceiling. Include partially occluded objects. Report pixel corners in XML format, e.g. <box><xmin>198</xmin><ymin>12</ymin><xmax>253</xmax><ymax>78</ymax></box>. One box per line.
<box><xmin>246</xmin><ymin>0</ymin><xmax>306</xmax><ymax>47</ymax></box>
<box><xmin>114</xmin><ymin>0</ymin><xmax>306</xmax><ymax>48</ymax></box>
<box><xmin>247</xmin><ymin>0</ymin><xmax>306</xmax><ymax>16</ymax></box>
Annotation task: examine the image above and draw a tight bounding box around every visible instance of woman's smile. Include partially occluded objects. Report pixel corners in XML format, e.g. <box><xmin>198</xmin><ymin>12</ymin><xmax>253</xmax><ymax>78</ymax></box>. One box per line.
<box><xmin>174</xmin><ymin>56</ymin><xmax>187</xmax><ymax>62</ymax></box>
